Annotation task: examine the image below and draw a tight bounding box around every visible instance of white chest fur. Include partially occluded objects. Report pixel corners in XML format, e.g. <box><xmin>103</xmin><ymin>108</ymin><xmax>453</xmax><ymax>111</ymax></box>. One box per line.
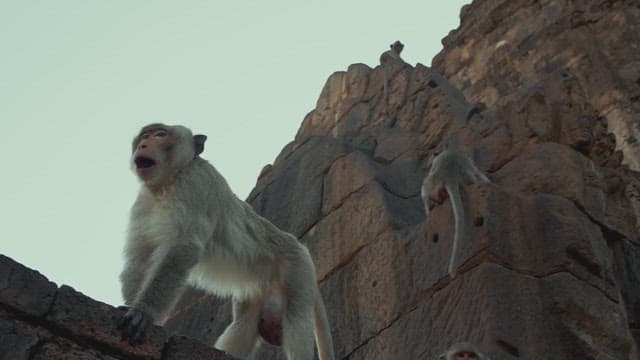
<box><xmin>188</xmin><ymin>254</ymin><xmax>272</xmax><ymax>300</ymax></box>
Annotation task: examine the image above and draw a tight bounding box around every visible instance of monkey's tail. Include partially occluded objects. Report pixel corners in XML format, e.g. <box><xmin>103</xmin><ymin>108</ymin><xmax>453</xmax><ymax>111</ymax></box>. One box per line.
<box><xmin>313</xmin><ymin>295</ymin><xmax>335</xmax><ymax>360</ymax></box>
<box><xmin>447</xmin><ymin>183</ymin><xmax>465</xmax><ymax>277</ymax></box>
<box><xmin>382</xmin><ymin>65</ymin><xmax>388</xmax><ymax>104</ymax></box>
<box><xmin>420</xmin><ymin>179</ymin><xmax>429</xmax><ymax>218</ymax></box>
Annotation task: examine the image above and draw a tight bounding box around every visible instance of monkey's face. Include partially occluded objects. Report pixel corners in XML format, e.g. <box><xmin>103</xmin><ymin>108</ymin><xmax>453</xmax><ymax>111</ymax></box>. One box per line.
<box><xmin>392</xmin><ymin>41</ymin><xmax>404</xmax><ymax>54</ymax></box>
<box><xmin>131</xmin><ymin>124</ymin><xmax>207</xmax><ymax>189</ymax></box>
<box><xmin>132</xmin><ymin>125</ymin><xmax>171</xmax><ymax>184</ymax></box>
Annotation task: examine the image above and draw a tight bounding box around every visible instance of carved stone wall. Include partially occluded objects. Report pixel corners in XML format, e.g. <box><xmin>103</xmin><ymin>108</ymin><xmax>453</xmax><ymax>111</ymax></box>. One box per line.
<box><xmin>166</xmin><ymin>1</ymin><xmax>640</xmax><ymax>359</ymax></box>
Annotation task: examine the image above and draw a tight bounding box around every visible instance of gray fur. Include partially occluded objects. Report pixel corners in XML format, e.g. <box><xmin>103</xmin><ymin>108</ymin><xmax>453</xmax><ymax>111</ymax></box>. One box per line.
<box><xmin>421</xmin><ymin>150</ymin><xmax>490</xmax><ymax>277</ymax></box>
<box><xmin>379</xmin><ymin>40</ymin><xmax>405</xmax><ymax>105</ymax></box>
<box><xmin>120</xmin><ymin>124</ymin><xmax>334</xmax><ymax>360</ymax></box>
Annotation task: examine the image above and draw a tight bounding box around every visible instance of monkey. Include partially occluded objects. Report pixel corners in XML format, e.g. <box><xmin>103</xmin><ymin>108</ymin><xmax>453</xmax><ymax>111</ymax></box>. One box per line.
<box><xmin>438</xmin><ymin>342</ymin><xmax>490</xmax><ymax>360</ymax></box>
<box><xmin>421</xmin><ymin>149</ymin><xmax>490</xmax><ymax>277</ymax></box>
<box><xmin>118</xmin><ymin>124</ymin><xmax>335</xmax><ymax>360</ymax></box>
<box><xmin>379</xmin><ymin>40</ymin><xmax>405</xmax><ymax>105</ymax></box>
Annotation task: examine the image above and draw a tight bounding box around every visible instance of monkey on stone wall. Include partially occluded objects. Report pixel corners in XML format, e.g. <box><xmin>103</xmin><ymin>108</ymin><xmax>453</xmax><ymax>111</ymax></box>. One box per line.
<box><xmin>118</xmin><ymin>124</ymin><xmax>334</xmax><ymax>360</ymax></box>
<box><xmin>421</xmin><ymin>149</ymin><xmax>490</xmax><ymax>277</ymax></box>
<box><xmin>379</xmin><ymin>40</ymin><xmax>405</xmax><ymax>104</ymax></box>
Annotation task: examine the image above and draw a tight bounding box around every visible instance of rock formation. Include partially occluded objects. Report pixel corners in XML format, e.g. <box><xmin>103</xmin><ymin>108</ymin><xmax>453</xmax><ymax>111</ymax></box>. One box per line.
<box><xmin>0</xmin><ymin>254</ymin><xmax>234</xmax><ymax>359</ymax></box>
<box><xmin>434</xmin><ymin>0</ymin><xmax>640</xmax><ymax>172</ymax></box>
<box><xmin>165</xmin><ymin>1</ymin><xmax>640</xmax><ymax>359</ymax></box>
<box><xmin>2</xmin><ymin>1</ymin><xmax>639</xmax><ymax>359</ymax></box>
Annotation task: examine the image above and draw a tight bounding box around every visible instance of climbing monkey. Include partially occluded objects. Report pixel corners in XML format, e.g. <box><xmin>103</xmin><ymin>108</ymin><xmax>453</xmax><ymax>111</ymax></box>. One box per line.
<box><xmin>379</xmin><ymin>40</ymin><xmax>405</xmax><ymax>104</ymax></box>
<box><xmin>421</xmin><ymin>149</ymin><xmax>490</xmax><ymax>277</ymax></box>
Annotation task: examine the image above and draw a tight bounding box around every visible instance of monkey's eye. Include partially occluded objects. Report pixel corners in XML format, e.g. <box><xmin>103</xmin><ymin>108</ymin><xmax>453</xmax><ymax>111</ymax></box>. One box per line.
<box><xmin>154</xmin><ymin>130</ymin><xmax>168</xmax><ymax>138</ymax></box>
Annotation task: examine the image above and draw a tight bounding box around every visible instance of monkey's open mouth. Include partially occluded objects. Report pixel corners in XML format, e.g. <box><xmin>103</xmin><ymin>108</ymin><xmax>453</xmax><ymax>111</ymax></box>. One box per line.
<box><xmin>135</xmin><ymin>156</ymin><xmax>156</xmax><ymax>169</ymax></box>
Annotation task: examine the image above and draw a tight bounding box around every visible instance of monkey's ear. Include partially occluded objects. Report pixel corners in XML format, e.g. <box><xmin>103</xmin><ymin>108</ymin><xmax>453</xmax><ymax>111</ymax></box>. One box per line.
<box><xmin>194</xmin><ymin>134</ymin><xmax>207</xmax><ymax>156</ymax></box>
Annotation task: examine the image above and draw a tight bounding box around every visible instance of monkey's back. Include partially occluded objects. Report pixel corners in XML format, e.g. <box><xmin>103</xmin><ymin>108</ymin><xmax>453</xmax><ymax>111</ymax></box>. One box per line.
<box><xmin>183</xmin><ymin>158</ymin><xmax>314</xmax><ymax>300</ymax></box>
<box><xmin>430</xmin><ymin>150</ymin><xmax>473</xmax><ymax>184</ymax></box>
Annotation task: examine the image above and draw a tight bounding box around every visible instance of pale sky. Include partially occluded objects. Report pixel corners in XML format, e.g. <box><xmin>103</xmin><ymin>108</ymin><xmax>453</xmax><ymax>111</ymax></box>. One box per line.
<box><xmin>0</xmin><ymin>1</ymin><xmax>469</xmax><ymax>306</ymax></box>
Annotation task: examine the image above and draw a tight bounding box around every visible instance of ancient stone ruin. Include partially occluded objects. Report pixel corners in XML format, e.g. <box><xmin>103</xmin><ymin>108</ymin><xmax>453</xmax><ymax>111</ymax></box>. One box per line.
<box><xmin>166</xmin><ymin>1</ymin><xmax>640</xmax><ymax>359</ymax></box>
<box><xmin>2</xmin><ymin>0</ymin><xmax>639</xmax><ymax>359</ymax></box>
<box><xmin>0</xmin><ymin>254</ymin><xmax>234</xmax><ymax>359</ymax></box>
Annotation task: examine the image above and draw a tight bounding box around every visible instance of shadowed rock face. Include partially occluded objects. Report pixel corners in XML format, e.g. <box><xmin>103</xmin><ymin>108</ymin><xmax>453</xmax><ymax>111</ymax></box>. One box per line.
<box><xmin>433</xmin><ymin>0</ymin><xmax>640</xmax><ymax>172</ymax></box>
<box><xmin>2</xmin><ymin>2</ymin><xmax>637</xmax><ymax>359</ymax></box>
<box><xmin>164</xmin><ymin>1</ymin><xmax>640</xmax><ymax>359</ymax></box>
<box><xmin>0</xmin><ymin>254</ymin><xmax>235</xmax><ymax>360</ymax></box>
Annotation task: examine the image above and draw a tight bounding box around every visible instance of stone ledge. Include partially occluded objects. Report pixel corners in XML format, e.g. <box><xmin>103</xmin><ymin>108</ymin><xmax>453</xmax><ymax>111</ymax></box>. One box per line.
<box><xmin>0</xmin><ymin>254</ymin><xmax>235</xmax><ymax>360</ymax></box>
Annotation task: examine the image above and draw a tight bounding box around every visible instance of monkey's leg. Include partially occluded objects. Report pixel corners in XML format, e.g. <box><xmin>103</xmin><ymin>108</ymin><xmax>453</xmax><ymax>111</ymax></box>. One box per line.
<box><xmin>283</xmin><ymin>304</ymin><xmax>315</xmax><ymax>360</ymax></box>
<box><xmin>313</xmin><ymin>295</ymin><xmax>335</xmax><ymax>360</ymax></box>
<box><xmin>120</xmin><ymin>261</ymin><xmax>147</xmax><ymax>305</ymax></box>
<box><xmin>383</xmin><ymin>66</ymin><xmax>388</xmax><ymax>104</ymax></box>
<box><xmin>215</xmin><ymin>298</ymin><xmax>261</xmax><ymax>359</ymax></box>
<box><xmin>281</xmin><ymin>263</ymin><xmax>317</xmax><ymax>360</ymax></box>
<box><xmin>476</xmin><ymin>170</ymin><xmax>491</xmax><ymax>183</ymax></box>
<box><xmin>466</xmin><ymin>166</ymin><xmax>490</xmax><ymax>184</ymax></box>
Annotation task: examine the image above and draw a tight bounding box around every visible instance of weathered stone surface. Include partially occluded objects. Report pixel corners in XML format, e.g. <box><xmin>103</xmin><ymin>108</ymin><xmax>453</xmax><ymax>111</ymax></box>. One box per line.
<box><xmin>320</xmin><ymin>230</ymin><xmax>413</xmax><ymax>357</ymax></box>
<box><xmin>0</xmin><ymin>316</ymin><xmax>39</xmax><ymax>360</ymax></box>
<box><xmin>311</xmin><ymin>181</ymin><xmax>392</xmax><ymax>280</ymax></box>
<box><xmin>322</xmin><ymin>150</ymin><xmax>377</xmax><ymax>216</ymax></box>
<box><xmin>3</xmin><ymin>2</ymin><xmax>639</xmax><ymax>358</ymax></box>
<box><xmin>0</xmin><ymin>254</ymin><xmax>57</xmax><ymax>317</ymax></box>
<box><xmin>0</xmin><ymin>254</ymin><xmax>235</xmax><ymax>359</ymax></box>
<box><xmin>611</xmin><ymin>235</ymin><xmax>640</xmax><ymax>347</ymax></box>
<box><xmin>349</xmin><ymin>264</ymin><xmax>634</xmax><ymax>360</ymax></box>
<box><xmin>248</xmin><ymin>136</ymin><xmax>350</xmax><ymax>238</ymax></box>
<box><xmin>433</xmin><ymin>0</ymin><xmax>640</xmax><ymax>171</ymax></box>
<box><xmin>31</xmin><ymin>341</ymin><xmax>118</xmax><ymax>360</ymax></box>
<box><xmin>46</xmin><ymin>285</ymin><xmax>166</xmax><ymax>359</ymax></box>
<box><xmin>161</xmin><ymin>1</ymin><xmax>640</xmax><ymax>359</ymax></box>
<box><xmin>494</xmin><ymin>143</ymin><xmax>607</xmax><ymax>224</ymax></box>
<box><xmin>164</xmin><ymin>335</ymin><xmax>236</xmax><ymax>360</ymax></box>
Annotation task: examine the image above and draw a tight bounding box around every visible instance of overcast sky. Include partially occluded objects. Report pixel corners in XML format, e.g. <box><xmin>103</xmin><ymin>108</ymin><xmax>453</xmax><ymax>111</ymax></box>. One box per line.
<box><xmin>0</xmin><ymin>1</ymin><xmax>469</xmax><ymax>306</ymax></box>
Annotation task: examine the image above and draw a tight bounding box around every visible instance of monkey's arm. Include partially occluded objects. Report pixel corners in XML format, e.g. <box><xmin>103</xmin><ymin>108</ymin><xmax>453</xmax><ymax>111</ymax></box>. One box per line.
<box><xmin>135</xmin><ymin>242</ymin><xmax>201</xmax><ymax>317</ymax></box>
<box><xmin>120</xmin><ymin>244</ymin><xmax>153</xmax><ymax>305</ymax></box>
<box><xmin>119</xmin><ymin>242</ymin><xmax>201</xmax><ymax>343</ymax></box>
<box><xmin>120</xmin><ymin>264</ymin><xmax>145</xmax><ymax>306</ymax></box>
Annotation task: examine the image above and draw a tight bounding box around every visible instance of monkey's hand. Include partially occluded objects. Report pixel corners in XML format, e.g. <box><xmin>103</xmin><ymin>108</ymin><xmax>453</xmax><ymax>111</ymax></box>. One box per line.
<box><xmin>118</xmin><ymin>306</ymin><xmax>153</xmax><ymax>345</ymax></box>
